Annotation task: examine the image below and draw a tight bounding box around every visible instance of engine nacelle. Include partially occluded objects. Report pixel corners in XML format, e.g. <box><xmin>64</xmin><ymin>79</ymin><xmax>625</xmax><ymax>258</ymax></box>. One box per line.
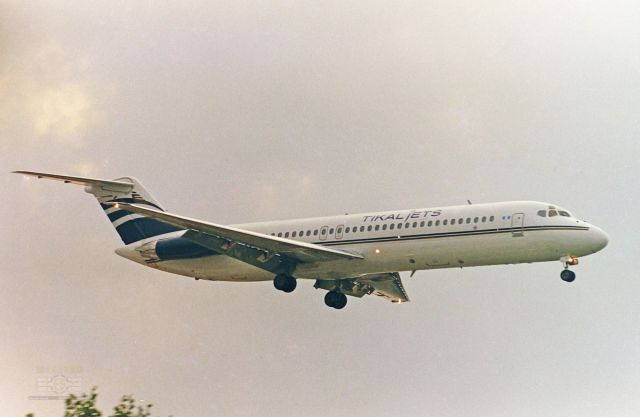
<box><xmin>136</xmin><ymin>237</ymin><xmax>216</xmax><ymax>261</ymax></box>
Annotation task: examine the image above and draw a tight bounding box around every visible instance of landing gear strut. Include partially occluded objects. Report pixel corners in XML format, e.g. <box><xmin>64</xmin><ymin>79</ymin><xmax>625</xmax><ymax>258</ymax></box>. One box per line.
<box><xmin>560</xmin><ymin>256</ymin><xmax>578</xmax><ymax>283</ymax></box>
<box><xmin>273</xmin><ymin>274</ymin><xmax>297</xmax><ymax>293</ymax></box>
<box><xmin>324</xmin><ymin>291</ymin><xmax>347</xmax><ymax>309</ymax></box>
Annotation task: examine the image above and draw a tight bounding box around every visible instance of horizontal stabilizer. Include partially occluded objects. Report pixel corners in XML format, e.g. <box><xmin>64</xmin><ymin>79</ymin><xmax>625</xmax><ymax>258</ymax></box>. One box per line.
<box><xmin>13</xmin><ymin>170</ymin><xmax>134</xmax><ymax>195</ymax></box>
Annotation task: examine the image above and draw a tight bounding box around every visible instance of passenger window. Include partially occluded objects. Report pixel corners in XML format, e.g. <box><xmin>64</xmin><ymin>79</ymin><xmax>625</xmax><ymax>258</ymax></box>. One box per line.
<box><xmin>292</xmin><ymin>231</ymin><xmax>297</xmax><ymax>237</ymax></box>
<box><xmin>390</xmin><ymin>224</ymin><xmax>395</xmax><ymax>230</ymax></box>
<box><xmin>277</xmin><ymin>232</ymin><xmax>282</xmax><ymax>237</ymax></box>
<box><xmin>459</xmin><ymin>218</ymin><xmax>463</xmax><ymax>224</ymax></box>
<box><xmin>490</xmin><ymin>216</ymin><xmax>495</xmax><ymax>222</ymax></box>
<box><xmin>375</xmin><ymin>225</ymin><xmax>380</xmax><ymax>231</ymax></box>
<box><xmin>420</xmin><ymin>221</ymin><xmax>425</xmax><ymax>227</ymax></box>
<box><xmin>398</xmin><ymin>223</ymin><xmax>403</xmax><ymax>229</ymax></box>
<box><xmin>337</xmin><ymin>226</ymin><xmax>343</xmax><ymax>234</ymax></box>
<box><xmin>329</xmin><ymin>228</ymin><xmax>334</xmax><ymax>234</ymax></box>
<box><xmin>285</xmin><ymin>232</ymin><xmax>290</xmax><ymax>238</ymax></box>
<box><xmin>443</xmin><ymin>219</ymin><xmax>448</xmax><ymax>225</ymax></box>
<box><xmin>360</xmin><ymin>226</ymin><xmax>365</xmax><ymax>232</ymax></box>
<box><xmin>466</xmin><ymin>218</ymin><xmax>471</xmax><ymax>224</ymax></box>
<box><xmin>481</xmin><ymin>216</ymin><xmax>486</xmax><ymax>222</ymax></box>
<box><xmin>345</xmin><ymin>227</ymin><xmax>350</xmax><ymax>233</ymax></box>
<box><xmin>412</xmin><ymin>222</ymin><xmax>417</xmax><ymax>228</ymax></box>
<box><xmin>435</xmin><ymin>220</ymin><xmax>440</xmax><ymax>226</ymax></box>
<box><xmin>474</xmin><ymin>217</ymin><xmax>479</xmax><ymax>223</ymax></box>
<box><xmin>382</xmin><ymin>224</ymin><xmax>387</xmax><ymax>230</ymax></box>
<box><xmin>367</xmin><ymin>225</ymin><xmax>372</xmax><ymax>231</ymax></box>
<box><xmin>451</xmin><ymin>219</ymin><xmax>456</xmax><ymax>225</ymax></box>
<box><xmin>549</xmin><ymin>209</ymin><xmax>558</xmax><ymax>217</ymax></box>
<box><xmin>428</xmin><ymin>220</ymin><xmax>432</xmax><ymax>227</ymax></box>
<box><xmin>313</xmin><ymin>230</ymin><xmax>318</xmax><ymax>236</ymax></box>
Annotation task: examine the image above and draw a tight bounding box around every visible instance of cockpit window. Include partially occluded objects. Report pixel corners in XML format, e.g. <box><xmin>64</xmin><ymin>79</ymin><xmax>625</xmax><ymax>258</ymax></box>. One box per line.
<box><xmin>559</xmin><ymin>211</ymin><xmax>571</xmax><ymax>217</ymax></box>
<box><xmin>548</xmin><ymin>209</ymin><xmax>558</xmax><ymax>217</ymax></box>
<box><xmin>537</xmin><ymin>210</ymin><xmax>546</xmax><ymax>217</ymax></box>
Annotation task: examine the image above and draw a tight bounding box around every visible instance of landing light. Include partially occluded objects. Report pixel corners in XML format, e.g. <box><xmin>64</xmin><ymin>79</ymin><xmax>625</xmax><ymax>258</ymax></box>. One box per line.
<box><xmin>114</xmin><ymin>203</ymin><xmax>120</xmax><ymax>208</ymax></box>
<box><xmin>374</xmin><ymin>249</ymin><xmax>381</xmax><ymax>254</ymax></box>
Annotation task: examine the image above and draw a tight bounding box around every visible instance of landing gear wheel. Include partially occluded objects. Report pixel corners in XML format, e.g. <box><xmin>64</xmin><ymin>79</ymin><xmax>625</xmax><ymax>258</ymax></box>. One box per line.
<box><xmin>324</xmin><ymin>291</ymin><xmax>338</xmax><ymax>307</ymax></box>
<box><xmin>560</xmin><ymin>269</ymin><xmax>576</xmax><ymax>283</ymax></box>
<box><xmin>274</xmin><ymin>274</ymin><xmax>297</xmax><ymax>293</ymax></box>
<box><xmin>334</xmin><ymin>293</ymin><xmax>347</xmax><ymax>309</ymax></box>
<box><xmin>324</xmin><ymin>291</ymin><xmax>347</xmax><ymax>309</ymax></box>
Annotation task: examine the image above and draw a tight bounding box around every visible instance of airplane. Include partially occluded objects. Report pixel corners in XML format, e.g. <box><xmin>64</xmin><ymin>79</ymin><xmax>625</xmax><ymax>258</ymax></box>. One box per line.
<box><xmin>13</xmin><ymin>170</ymin><xmax>609</xmax><ymax>309</ymax></box>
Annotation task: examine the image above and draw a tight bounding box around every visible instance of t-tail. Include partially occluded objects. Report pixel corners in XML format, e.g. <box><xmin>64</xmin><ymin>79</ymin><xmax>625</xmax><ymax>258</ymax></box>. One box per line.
<box><xmin>13</xmin><ymin>171</ymin><xmax>182</xmax><ymax>244</ymax></box>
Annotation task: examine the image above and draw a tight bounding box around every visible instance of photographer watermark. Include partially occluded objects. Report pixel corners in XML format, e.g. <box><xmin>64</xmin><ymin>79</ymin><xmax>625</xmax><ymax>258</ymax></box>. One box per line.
<box><xmin>28</xmin><ymin>365</ymin><xmax>83</xmax><ymax>400</ymax></box>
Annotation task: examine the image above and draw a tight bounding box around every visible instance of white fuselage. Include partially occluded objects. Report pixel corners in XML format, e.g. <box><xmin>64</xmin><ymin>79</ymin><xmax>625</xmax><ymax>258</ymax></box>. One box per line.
<box><xmin>116</xmin><ymin>201</ymin><xmax>608</xmax><ymax>282</ymax></box>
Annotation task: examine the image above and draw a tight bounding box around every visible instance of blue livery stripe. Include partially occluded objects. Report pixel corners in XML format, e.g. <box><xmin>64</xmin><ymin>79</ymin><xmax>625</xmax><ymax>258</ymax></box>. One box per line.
<box><xmin>106</xmin><ymin>209</ymin><xmax>131</xmax><ymax>222</ymax></box>
<box><xmin>155</xmin><ymin>237</ymin><xmax>217</xmax><ymax>260</ymax></box>
<box><xmin>113</xmin><ymin>217</ymin><xmax>182</xmax><ymax>244</ymax></box>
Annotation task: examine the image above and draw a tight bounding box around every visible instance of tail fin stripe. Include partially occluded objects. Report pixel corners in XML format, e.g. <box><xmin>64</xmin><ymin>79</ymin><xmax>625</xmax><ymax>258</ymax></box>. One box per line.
<box><xmin>112</xmin><ymin>214</ymin><xmax>145</xmax><ymax>228</ymax></box>
<box><xmin>106</xmin><ymin>209</ymin><xmax>133</xmax><ymax>222</ymax></box>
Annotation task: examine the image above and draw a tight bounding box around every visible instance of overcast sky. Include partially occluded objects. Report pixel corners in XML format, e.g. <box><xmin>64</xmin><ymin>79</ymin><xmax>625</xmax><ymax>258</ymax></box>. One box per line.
<box><xmin>2</xmin><ymin>1</ymin><xmax>639</xmax><ymax>416</ymax></box>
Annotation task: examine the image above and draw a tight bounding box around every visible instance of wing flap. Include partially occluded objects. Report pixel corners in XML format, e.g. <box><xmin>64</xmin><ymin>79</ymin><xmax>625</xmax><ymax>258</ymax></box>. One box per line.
<box><xmin>314</xmin><ymin>272</ymin><xmax>410</xmax><ymax>303</ymax></box>
<box><xmin>357</xmin><ymin>272</ymin><xmax>410</xmax><ymax>303</ymax></box>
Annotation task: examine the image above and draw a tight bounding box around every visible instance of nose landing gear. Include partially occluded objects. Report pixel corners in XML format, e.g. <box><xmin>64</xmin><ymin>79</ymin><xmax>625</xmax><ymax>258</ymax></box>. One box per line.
<box><xmin>560</xmin><ymin>256</ymin><xmax>579</xmax><ymax>282</ymax></box>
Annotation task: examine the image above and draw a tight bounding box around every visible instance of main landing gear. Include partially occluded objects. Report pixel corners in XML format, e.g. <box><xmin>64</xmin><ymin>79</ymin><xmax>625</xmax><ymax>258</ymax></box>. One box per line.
<box><xmin>324</xmin><ymin>291</ymin><xmax>348</xmax><ymax>310</ymax></box>
<box><xmin>560</xmin><ymin>256</ymin><xmax>579</xmax><ymax>283</ymax></box>
<box><xmin>273</xmin><ymin>273</ymin><xmax>297</xmax><ymax>293</ymax></box>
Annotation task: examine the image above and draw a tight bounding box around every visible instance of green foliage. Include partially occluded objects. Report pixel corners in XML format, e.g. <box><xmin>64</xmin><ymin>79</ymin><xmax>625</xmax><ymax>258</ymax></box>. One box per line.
<box><xmin>64</xmin><ymin>387</ymin><xmax>101</xmax><ymax>417</ymax></box>
<box><xmin>109</xmin><ymin>395</ymin><xmax>153</xmax><ymax>417</ymax></box>
<box><xmin>26</xmin><ymin>388</ymin><xmax>168</xmax><ymax>417</ymax></box>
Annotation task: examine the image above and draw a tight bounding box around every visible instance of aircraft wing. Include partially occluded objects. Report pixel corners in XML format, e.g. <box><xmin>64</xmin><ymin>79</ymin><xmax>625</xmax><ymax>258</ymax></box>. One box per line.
<box><xmin>357</xmin><ymin>272</ymin><xmax>410</xmax><ymax>303</ymax></box>
<box><xmin>314</xmin><ymin>272</ymin><xmax>410</xmax><ymax>303</ymax></box>
<box><xmin>108</xmin><ymin>202</ymin><xmax>363</xmax><ymax>269</ymax></box>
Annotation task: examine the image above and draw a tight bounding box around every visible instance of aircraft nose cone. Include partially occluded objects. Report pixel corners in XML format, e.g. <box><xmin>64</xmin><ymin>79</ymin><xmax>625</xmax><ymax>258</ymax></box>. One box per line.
<box><xmin>590</xmin><ymin>225</ymin><xmax>609</xmax><ymax>252</ymax></box>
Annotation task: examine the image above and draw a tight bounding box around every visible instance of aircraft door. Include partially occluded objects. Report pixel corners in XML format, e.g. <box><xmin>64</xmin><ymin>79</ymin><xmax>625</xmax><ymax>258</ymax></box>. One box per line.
<box><xmin>319</xmin><ymin>226</ymin><xmax>329</xmax><ymax>241</ymax></box>
<box><xmin>336</xmin><ymin>225</ymin><xmax>344</xmax><ymax>239</ymax></box>
<box><xmin>511</xmin><ymin>213</ymin><xmax>524</xmax><ymax>237</ymax></box>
